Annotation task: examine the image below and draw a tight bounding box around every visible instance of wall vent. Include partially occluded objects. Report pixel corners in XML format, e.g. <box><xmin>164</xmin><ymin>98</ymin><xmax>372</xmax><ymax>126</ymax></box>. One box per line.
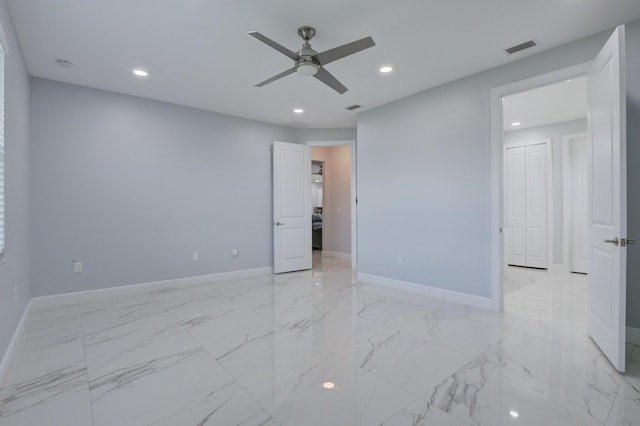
<box><xmin>505</xmin><ymin>40</ymin><xmax>537</xmax><ymax>55</ymax></box>
<box><xmin>346</xmin><ymin>104</ymin><xmax>362</xmax><ymax>111</ymax></box>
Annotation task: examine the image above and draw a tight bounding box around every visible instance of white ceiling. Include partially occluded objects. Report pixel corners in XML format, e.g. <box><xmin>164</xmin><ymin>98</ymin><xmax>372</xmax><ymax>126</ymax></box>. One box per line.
<box><xmin>503</xmin><ymin>76</ymin><xmax>587</xmax><ymax>131</ymax></box>
<box><xmin>8</xmin><ymin>0</ymin><xmax>640</xmax><ymax>129</ymax></box>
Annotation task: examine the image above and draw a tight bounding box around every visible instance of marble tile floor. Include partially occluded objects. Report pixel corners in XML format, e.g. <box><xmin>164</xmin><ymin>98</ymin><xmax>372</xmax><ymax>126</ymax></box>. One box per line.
<box><xmin>1</xmin><ymin>255</ymin><xmax>639</xmax><ymax>425</ymax></box>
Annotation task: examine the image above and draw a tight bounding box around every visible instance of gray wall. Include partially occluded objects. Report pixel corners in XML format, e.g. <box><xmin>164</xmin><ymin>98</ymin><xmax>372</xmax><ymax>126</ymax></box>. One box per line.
<box><xmin>504</xmin><ymin>118</ymin><xmax>588</xmax><ymax>265</ymax></box>
<box><xmin>626</xmin><ymin>22</ymin><xmax>640</xmax><ymax>329</ymax></box>
<box><xmin>299</xmin><ymin>127</ymin><xmax>356</xmax><ymax>143</ymax></box>
<box><xmin>311</xmin><ymin>146</ymin><xmax>352</xmax><ymax>255</ymax></box>
<box><xmin>30</xmin><ymin>78</ymin><xmax>298</xmax><ymax>296</ymax></box>
<box><xmin>357</xmin><ymin>27</ymin><xmax>619</xmax><ymax>298</ymax></box>
<box><xmin>0</xmin><ymin>0</ymin><xmax>31</xmax><ymax>362</ymax></box>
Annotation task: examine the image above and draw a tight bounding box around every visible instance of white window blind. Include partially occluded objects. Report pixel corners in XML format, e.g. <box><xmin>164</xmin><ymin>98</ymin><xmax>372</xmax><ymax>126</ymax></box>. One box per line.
<box><xmin>0</xmin><ymin>42</ymin><xmax>4</xmax><ymax>257</ymax></box>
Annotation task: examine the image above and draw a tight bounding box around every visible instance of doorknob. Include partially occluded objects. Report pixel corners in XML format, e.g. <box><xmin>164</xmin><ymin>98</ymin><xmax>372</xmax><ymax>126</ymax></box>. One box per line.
<box><xmin>604</xmin><ymin>237</ymin><xmax>619</xmax><ymax>246</ymax></box>
<box><xmin>275</xmin><ymin>221</ymin><xmax>285</xmax><ymax>226</ymax></box>
<box><xmin>621</xmin><ymin>238</ymin><xmax>636</xmax><ymax>247</ymax></box>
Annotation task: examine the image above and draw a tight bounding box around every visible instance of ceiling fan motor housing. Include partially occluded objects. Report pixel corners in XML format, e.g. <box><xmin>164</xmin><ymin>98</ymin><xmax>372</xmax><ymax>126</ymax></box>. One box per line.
<box><xmin>296</xmin><ymin>45</ymin><xmax>320</xmax><ymax>75</ymax></box>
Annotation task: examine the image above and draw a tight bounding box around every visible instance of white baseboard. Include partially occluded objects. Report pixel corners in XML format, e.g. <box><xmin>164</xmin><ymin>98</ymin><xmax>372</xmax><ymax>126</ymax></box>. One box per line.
<box><xmin>357</xmin><ymin>273</ymin><xmax>495</xmax><ymax>311</ymax></box>
<box><xmin>0</xmin><ymin>299</ymin><xmax>32</xmax><ymax>388</ymax></box>
<box><xmin>322</xmin><ymin>251</ymin><xmax>351</xmax><ymax>260</ymax></box>
<box><xmin>30</xmin><ymin>266</ymin><xmax>273</xmax><ymax>311</ymax></box>
<box><xmin>628</xmin><ymin>327</ymin><xmax>640</xmax><ymax>346</ymax></box>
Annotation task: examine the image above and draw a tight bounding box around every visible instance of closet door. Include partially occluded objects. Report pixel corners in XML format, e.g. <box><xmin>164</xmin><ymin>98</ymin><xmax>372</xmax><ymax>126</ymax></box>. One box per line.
<box><xmin>506</xmin><ymin>146</ymin><xmax>526</xmax><ymax>267</ymax></box>
<box><xmin>505</xmin><ymin>141</ymin><xmax>549</xmax><ymax>269</ymax></box>
<box><xmin>525</xmin><ymin>143</ymin><xmax>548</xmax><ymax>268</ymax></box>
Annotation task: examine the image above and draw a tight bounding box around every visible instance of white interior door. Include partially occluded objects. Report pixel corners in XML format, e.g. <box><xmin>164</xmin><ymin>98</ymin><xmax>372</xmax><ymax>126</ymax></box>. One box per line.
<box><xmin>273</xmin><ymin>141</ymin><xmax>312</xmax><ymax>273</ymax></box>
<box><xmin>587</xmin><ymin>25</ymin><xmax>627</xmax><ymax>372</ymax></box>
<box><xmin>506</xmin><ymin>146</ymin><xmax>526</xmax><ymax>266</ymax></box>
<box><xmin>570</xmin><ymin>135</ymin><xmax>589</xmax><ymax>273</ymax></box>
<box><xmin>525</xmin><ymin>143</ymin><xmax>548</xmax><ymax>268</ymax></box>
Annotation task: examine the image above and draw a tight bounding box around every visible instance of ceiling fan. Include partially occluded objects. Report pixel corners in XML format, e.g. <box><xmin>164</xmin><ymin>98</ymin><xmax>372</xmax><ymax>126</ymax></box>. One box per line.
<box><xmin>248</xmin><ymin>26</ymin><xmax>375</xmax><ymax>94</ymax></box>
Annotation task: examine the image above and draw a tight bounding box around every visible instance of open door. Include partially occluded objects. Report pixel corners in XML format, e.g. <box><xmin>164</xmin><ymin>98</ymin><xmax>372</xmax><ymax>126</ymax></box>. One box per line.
<box><xmin>273</xmin><ymin>141</ymin><xmax>312</xmax><ymax>273</ymax></box>
<box><xmin>587</xmin><ymin>25</ymin><xmax>627</xmax><ymax>372</ymax></box>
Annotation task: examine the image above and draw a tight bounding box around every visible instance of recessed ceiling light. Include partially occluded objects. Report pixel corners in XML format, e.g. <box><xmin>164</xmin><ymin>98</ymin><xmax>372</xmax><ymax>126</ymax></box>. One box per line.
<box><xmin>511</xmin><ymin>122</ymin><xmax>521</xmax><ymax>126</ymax></box>
<box><xmin>322</xmin><ymin>381</ymin><xmax>336</xmax><ymax>390</ymax></box>
<box><xmin>293</xmin><ymin>108</ymin><xmax>304</xmax><ymax>114</ymax></box>
<box><xmin>509</xmin><ymin>410</ymin><xmax>519</xmax><ymax>418</ymax></box>
<box><xmin>566</xmin><ymin>79</ymin><xmax>572</xmax><ymax>82</ymax></box>
<box><xmin>133</xmin><ymin>68</ymin><xmax>149</xmax><ymax>78</ymax></box>
<box><xmin>379</xmin><ymin>66</ymin><xmax>393</xmax><ymax>73</ymax></box>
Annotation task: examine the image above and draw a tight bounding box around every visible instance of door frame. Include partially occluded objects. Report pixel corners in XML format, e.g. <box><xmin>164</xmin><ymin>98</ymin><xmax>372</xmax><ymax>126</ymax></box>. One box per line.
<box><xmin>562</xmin><ymin>132</ymin><xmax>588</xmax><ymax>273</ymax></box>
<box><xmin>503</xmin><ymin>138</ymin><xmax>554</xmax><ymax>270</ymax></box>
<box><xmin>305</xmin><ymin>140</ymin><xmax>357</xmax><ymax>270</ymax></box>
<box><xmin>490</xmin><ymin>62</ymin><xmax>590</xmax><ymax>311</ymax></box>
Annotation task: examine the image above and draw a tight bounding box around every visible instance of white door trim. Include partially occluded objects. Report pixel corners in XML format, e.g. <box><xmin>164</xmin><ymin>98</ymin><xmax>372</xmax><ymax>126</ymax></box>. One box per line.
<box><xmin>562</xmin><ymin>132</ymin><xmax>588</xmax><ymax>272</ymax></box>
<box><xmin>490</xmin><ymin>62</ymin><xmax>591</xmax><ymax>311</ymax></box>
<box><xmin>503</xmin><ymin>138</ymin><xmax>553</xmax><ymax>270</ymax></box>
<box><xmin>304</xmin><ymin>140</ymin><xmax>357</xmax><ymax>270</ymax></box>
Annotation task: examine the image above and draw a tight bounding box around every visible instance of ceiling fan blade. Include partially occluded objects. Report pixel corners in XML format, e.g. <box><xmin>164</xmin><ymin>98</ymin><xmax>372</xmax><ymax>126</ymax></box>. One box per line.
<box><xmin>248</xmin><ymin>31</ymin><xmax>300</xmax><ymax>61</ymax></box>
<box><xmin>313</xmin><ymin>36</ymin><xmax>375</xmax><ymax>66</ymax></box>
<box><xmin>255</xmin><ymin>67</ymin><xmax>297</xmax><ymax>87</ymax></box>
<box><xmin>314</xmin><ymin>67</ymin><xmax>348</xmax><ymax>94</ymax></box>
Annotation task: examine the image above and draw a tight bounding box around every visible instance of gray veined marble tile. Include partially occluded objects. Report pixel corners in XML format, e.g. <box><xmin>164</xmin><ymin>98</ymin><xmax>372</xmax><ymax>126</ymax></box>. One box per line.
<box><xmin>28</xmin><ymin>303</ymin><xmax>82</xmax><ymax>322</ymax></box>
<box><xmin>518</xmin><ymin>308</ymin><xmax>598</xmax><ymax>354</ymax></box>
<box><xmin>484</xmin><ymin>331</ymin><xmax>622</xmax><ymax>403</ymax></box>
<box><xmin>400</xmin><ymin>311</ymin><xmax>508</xmax><ymax>357</ymax></box>
<box><xmin>89</xmin><ymin>348</ymin><xmax>240</xmax><ymax>426</ymax></box>
<box><xmin>81</xmin><ymin>299</ymin><xmax>166</xmax><ymax>335</ymax></box>
<box><xmin>426</xmin><ymin>354</ymin><xmax>613</xmax><ymax>426</ymax></box>
<box><xmin>149</xmin><ymin>281</ymin><xmax>223</xmax><ymax>301</ymax></box>
<box><xmin>158</xmin><ymin>290</ymin><xmax>238</xmax><ymax>321</ymax></box>
<box><xmin>290</xmin><ymin>305</ymin><xmax>394</xmax><ymax>353</ymax></box>
<box><xmin>605</xmin><ymin>380</ymin><xmax>640</xmax><ymax>425</ymax></box>
<box><xmin>2</xmin><ymin>324</ymin><xmax>86</xmax><ymax>390</ymax></box>
<box><xmin>83</xmin><ymin>310</ymin><xmax>200</xmax><ymax>381</ymax></box>
<box><xmin>0</xmin><ymin>360</ymin><xmax>88</xmax><ymax>419</ymax></box>
<box><xmin>177</xmin><ymin>303</ymin><xmax>277</xmax><ymax>353</ymax></box>
<box><xmin>338</xmin><ymin>329</ymin><xmax>473</xmax><ymax>398</ymax></box>
<box><xmin>203</xmin><ymin>326</ymin><xmax>331</xmax><ymax>388</ymax></box>
<box><xmin>150</xmin><ymin>388</ymin><xmax>278</xmax><ymax>426</ymax></box>
<box><xmin>355</xmin><ymin>295</ymin><xmax>432</xmax><ymax>328</ymax></box>
<box><xmin>623</xmin><ymin>350</ymin><xmax>640</xmax><ymax>390</ymax></box>
<box><xmin>245</xmin><ymin>354</ymin><xmax>415</xmax><ymax>426</ymax></box>
<box><xmin>19</xmin><ymin>313</ymin><xmax>83</xmax><ymax>356</ymax></box>
<box><xmin>0</xmin><ymin>383</ymin><xmax>93</xmax><ymax>426</ymax></box>
<box><xmin>80</xmin><ymin>292</ymin><xmax>157</xmax><ymax>313</ymax></box>
<box><xmin>220</xmin><ymin>281</ymin><xmax>282</xmax><ymax>312</ymax></box>
<box><xmin>381</xmin><ymin>399</ymin><xmax>471</xmax><ymax>426</ymax></box>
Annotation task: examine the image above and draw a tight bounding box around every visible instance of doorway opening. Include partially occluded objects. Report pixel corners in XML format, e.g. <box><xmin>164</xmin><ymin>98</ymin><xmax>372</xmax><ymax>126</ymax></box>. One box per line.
<box><xmin>490</xmin><ymin>61</ymin><xmax>591</xmax><ymax>313</ymax></box>
<box><xmin>500</xmin><ymin>76</ymin><xmax>589</xmax><ymax>322</ymax></box>
<box><xmin>491</xmin><ymin>26</ymin><xmax>628</xmax><ymax>373</ymax></box>
<box><xmin>306</xmin><ymin>140</ymin><xmax>356</xmax><ymax>270</ymax></box>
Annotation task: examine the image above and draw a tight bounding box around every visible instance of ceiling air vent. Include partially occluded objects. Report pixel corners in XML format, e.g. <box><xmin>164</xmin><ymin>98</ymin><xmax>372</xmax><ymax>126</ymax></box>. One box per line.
<box><xmin>346</xmin><ymin>104</ymin><xmax>362</xmax><ymax>111</ymax></box>
<box><xmin>505</xmin><ymin>40</ymin><xmax>537</xmax><ymax>55</ymax></box>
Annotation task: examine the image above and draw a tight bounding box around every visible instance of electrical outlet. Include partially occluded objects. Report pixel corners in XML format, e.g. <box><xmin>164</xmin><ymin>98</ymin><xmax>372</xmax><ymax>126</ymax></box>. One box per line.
<box><xmin>231</xmin><ymin>249</ymin><xmax>239</xmax><ymax>257</ymax></box>
<box><xmin>396</xmin><ymin>255</ymin><xmax>403</xmax><ymax>264</ymax></box>
<box><xmin>73</xmin><ymin>261</ymin><xmax>82</xmax><ymax>273</ymax></box>
<box><xmin>192</xmin><ymin>252</ymin><xmax>199</xmax><ymax>261</ymax></box>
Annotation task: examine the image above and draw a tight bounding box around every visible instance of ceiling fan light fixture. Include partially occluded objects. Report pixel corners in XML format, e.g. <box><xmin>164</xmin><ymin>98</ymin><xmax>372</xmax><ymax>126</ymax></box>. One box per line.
<box><xmin>296</xmin><ymin>62</ymin><xmax>319</xmax><ymax>76</ymax></box>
